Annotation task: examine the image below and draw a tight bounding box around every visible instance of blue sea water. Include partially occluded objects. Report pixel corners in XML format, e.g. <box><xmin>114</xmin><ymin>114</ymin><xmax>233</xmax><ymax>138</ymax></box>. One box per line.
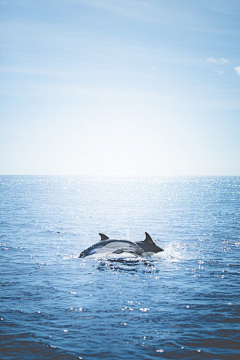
<box><xmin>0</xmin><ymin>176</ymin><xmax>239</xmax><ymax>360</ymax></box>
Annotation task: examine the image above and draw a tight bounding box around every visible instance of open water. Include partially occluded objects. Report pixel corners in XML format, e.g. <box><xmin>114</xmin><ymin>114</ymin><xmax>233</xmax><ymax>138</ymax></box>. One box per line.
<box><xmin>0</xmin><ymin>176</ymin><xmax>239</xmax><ymax>359</ymax></box>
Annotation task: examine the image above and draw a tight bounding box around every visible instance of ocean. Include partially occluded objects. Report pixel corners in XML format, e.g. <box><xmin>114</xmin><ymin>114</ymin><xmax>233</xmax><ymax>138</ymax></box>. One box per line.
<box><xmin>0</xmin><ymin>176</ymin><xmax>239</xmax><ymax>359</ymax></box>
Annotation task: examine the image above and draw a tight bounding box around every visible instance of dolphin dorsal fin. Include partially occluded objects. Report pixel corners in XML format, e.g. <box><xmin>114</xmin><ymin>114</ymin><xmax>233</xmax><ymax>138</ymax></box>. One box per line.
<box><xmin>99</xmin><ymin>233</ymin><xmax>109</xmax><ymax>241</ymax></box>
<box><xmin>144</xmin><ymin>232</ymin><xmax>154</xmax><ymax>243</ymax></box>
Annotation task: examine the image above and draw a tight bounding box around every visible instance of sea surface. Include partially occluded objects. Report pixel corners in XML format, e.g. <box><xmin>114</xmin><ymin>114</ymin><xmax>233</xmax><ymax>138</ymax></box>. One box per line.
<box><xmin>0</xmin><ymin>176</ymin><xmax>239</xmax><ymax>360</ymax></box>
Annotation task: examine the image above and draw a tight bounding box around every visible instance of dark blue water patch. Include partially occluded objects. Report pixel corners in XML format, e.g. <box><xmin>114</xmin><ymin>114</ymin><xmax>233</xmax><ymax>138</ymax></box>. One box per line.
<box><xmin>0</xmin><ymin>337</ymin><xmax>79</xmax><ymax>360</ymax></box>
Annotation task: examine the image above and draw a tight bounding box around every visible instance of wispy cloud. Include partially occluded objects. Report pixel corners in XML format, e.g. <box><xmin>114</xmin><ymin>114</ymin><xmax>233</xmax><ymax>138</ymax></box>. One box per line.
<box><xmin>207</xmin><ymin>0</ymin><xmax>240</xmax><ymax>16</ymax></box>
<box><xmin>76</xmin><ymin>0</ymin><xmax>154</xmax><ymax>22</ymax></box>
<box><xmin>234</xmin><ymin>66</ymin><xmax>240</xmax><ymax>76</ymax></box>
<box><xmin>206</xmin><ymin>57</ymin><xmax>229</xmax><ymax>64</ymax></box>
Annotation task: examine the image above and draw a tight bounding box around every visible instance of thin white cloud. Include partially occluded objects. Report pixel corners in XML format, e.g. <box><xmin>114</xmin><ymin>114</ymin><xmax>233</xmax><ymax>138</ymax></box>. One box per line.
<box><xmin>206</xmin><ymin>57</ymin><xmax>229</xmax><ymax>64</ymax></box>
<box><xmin>76</xmin><ymin>0</ymin><xmax>155</xmax><ymax>22</ymax></box>
<box><xmin>234</xmin><ymin>66</ymin><xmax>240</xmax><ymax>76</ymax></box>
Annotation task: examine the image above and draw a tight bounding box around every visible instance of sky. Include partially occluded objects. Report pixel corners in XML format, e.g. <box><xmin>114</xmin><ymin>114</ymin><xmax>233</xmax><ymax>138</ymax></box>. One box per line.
<box><xmin>0</xmin><ymin>0</ymin><xmax>240</xmax><ymax>176</ymax></box>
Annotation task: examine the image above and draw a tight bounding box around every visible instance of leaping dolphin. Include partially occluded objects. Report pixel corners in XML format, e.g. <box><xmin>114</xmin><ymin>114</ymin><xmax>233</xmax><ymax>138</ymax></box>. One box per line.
<box><xmin>136</xmin><ymin>232</ymin><xmax>164</xmax><ymax>256</ymax></box>
<box><xmin>79</xmin><ymin>232</ymin><xmax>163</xmax><ymax>258</ymax></box>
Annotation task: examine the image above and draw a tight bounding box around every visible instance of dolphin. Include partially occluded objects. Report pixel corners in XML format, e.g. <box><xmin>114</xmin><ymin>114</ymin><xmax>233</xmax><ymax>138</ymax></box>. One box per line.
<box><xmin>136</xmin><ymin>232</ymin><xmax>164</xmax><ymax>256</ymax></box>
<box><xmin>79</xmin><ymin>232</ymin><xmax>163</xmax><ymax>258</ymax></box>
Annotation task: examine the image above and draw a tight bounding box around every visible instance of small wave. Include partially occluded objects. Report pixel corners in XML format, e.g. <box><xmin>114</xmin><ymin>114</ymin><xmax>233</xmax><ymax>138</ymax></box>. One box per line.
<box><xmin>97</xmin><ymin>257</ymin><xmax>153</xmax><ymax>273</ymax></box>
<box><xmin>158</xmin><ymin>241</ymin><xmax>199</xmax><ymax>262</ymax></box>
<box><xmin>158</xmin><ymin>245</ymin><xmax>184</xmax><ymax>262</ymax></box>
<box><xmin>62</xmin><ymin>254</ymin><xmax>79</xmax><ymax>260</ymax></box>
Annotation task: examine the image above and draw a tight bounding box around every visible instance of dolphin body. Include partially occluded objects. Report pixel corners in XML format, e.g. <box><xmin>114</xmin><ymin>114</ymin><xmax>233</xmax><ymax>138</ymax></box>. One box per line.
<box><xmin>79</xmin><ymin>232</ymin><xmax>163</xmax><ymax>258</ymax></box>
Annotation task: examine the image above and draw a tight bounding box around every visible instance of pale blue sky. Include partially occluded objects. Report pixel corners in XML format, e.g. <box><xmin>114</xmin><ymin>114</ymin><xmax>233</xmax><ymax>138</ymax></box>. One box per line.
<box><xmin>1</xmin><ymin>0</ymin><xmax>240</xmax><ymax>175</ymax></box>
